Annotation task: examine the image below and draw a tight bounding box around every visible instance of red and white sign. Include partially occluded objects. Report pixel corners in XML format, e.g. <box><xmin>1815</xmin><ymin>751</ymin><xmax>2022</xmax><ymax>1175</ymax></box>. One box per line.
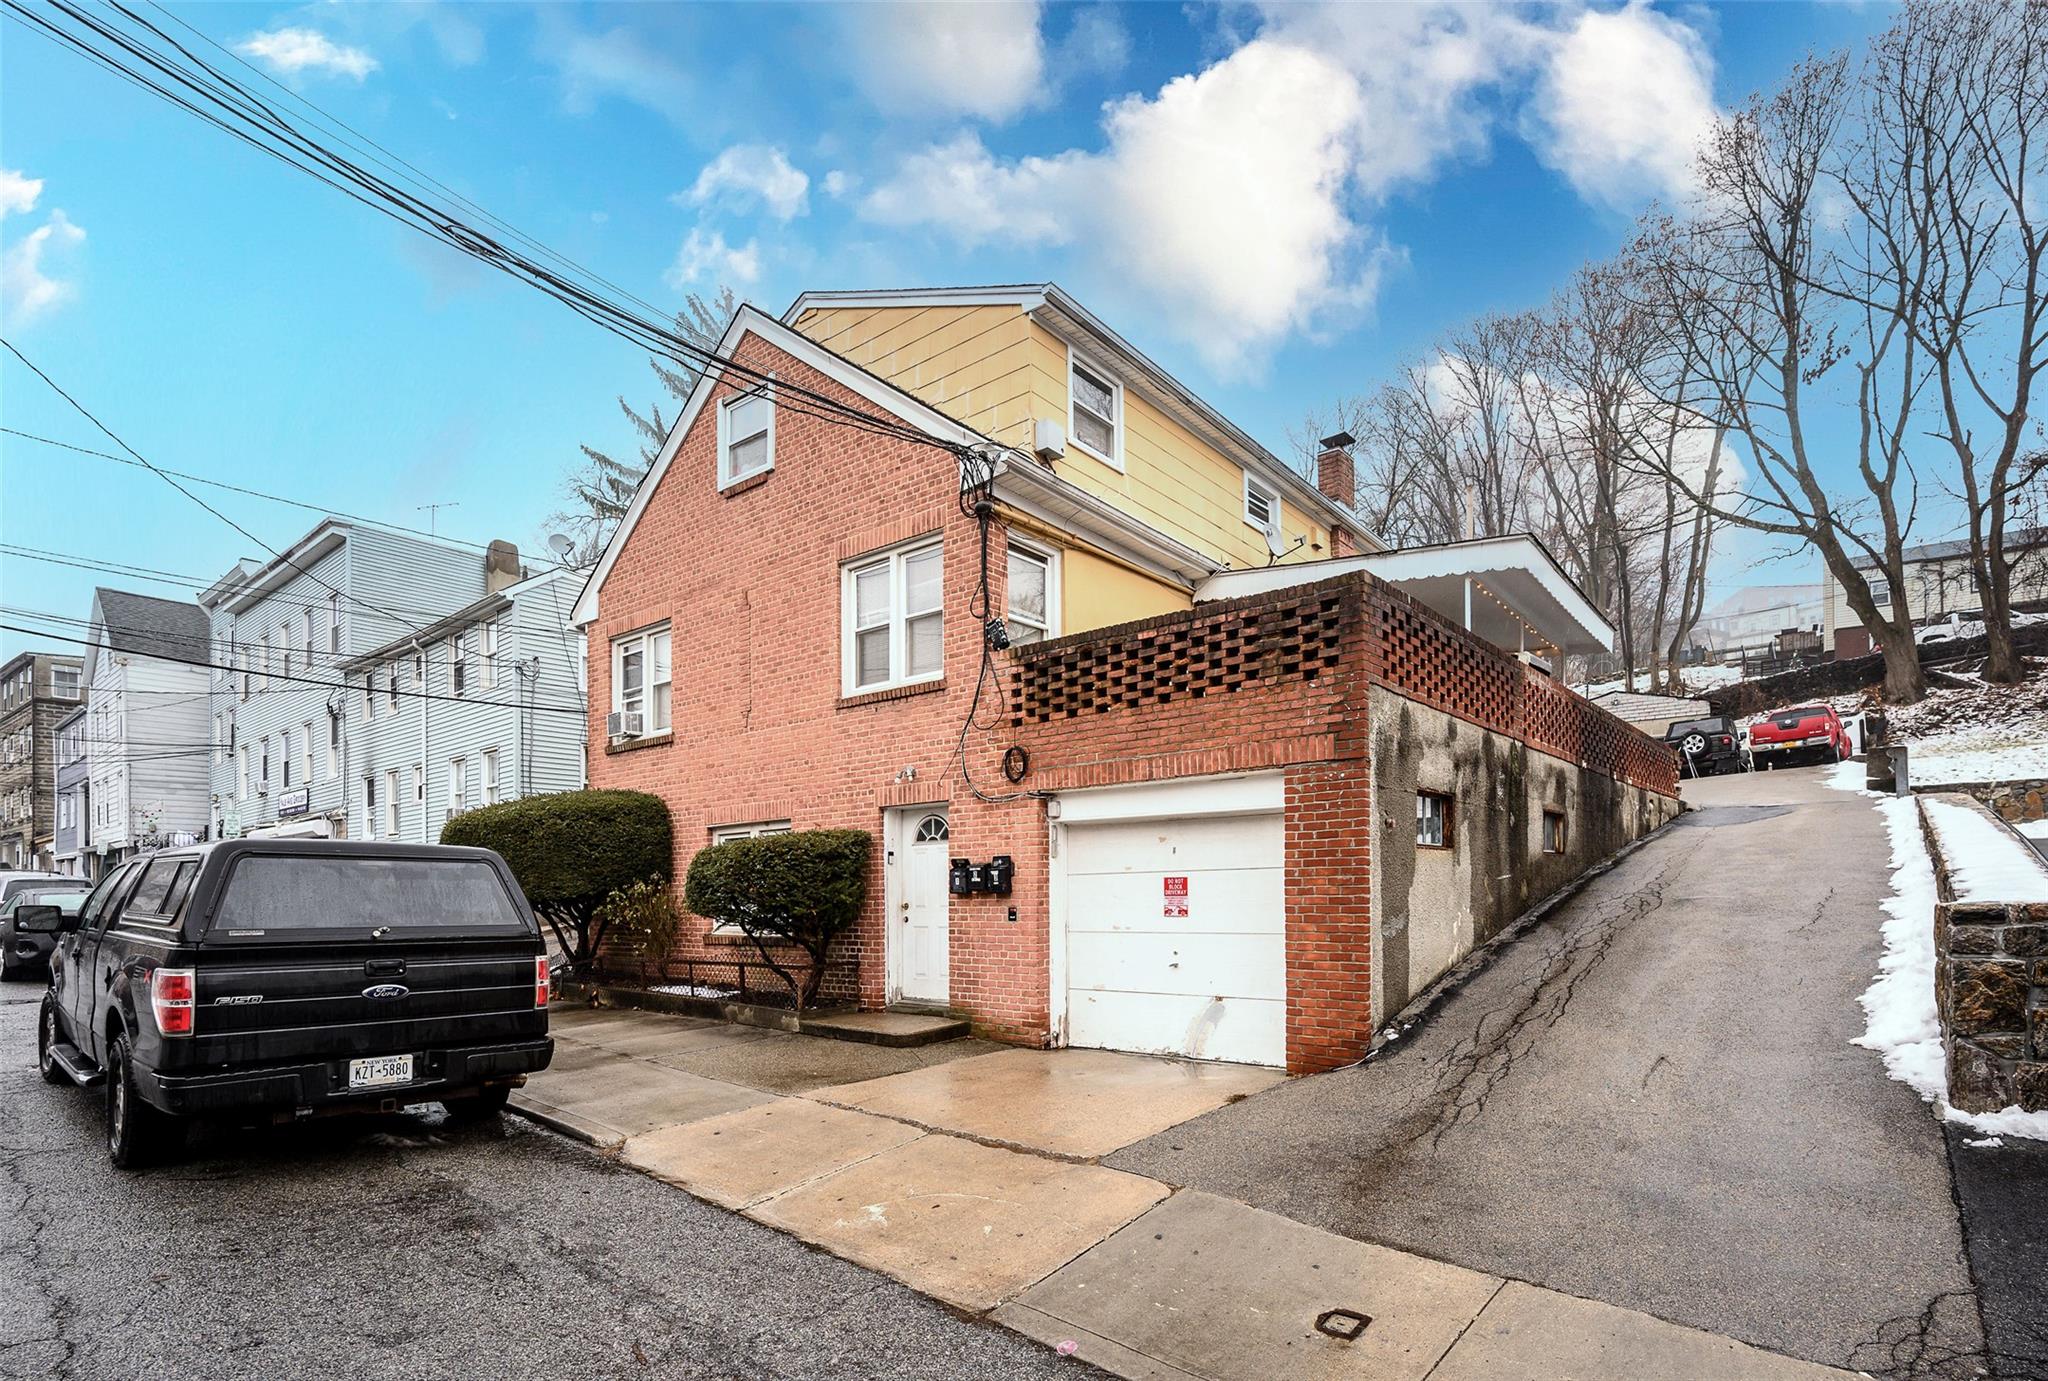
<box><xmin>1162</xmin><ymin>876</ymin><xmax>1189</xmax><ymax>918</ymax></box>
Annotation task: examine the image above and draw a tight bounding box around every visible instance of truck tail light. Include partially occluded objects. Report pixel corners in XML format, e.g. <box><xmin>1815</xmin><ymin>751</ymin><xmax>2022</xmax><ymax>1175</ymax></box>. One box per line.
<box><xmin>151</xmin><ymin>967</ymin><xmax>195</xmax><ymax>1037</ymax></box>
<box><xmin>535</xmin><ymin>956</ymin><xmax>551</xmax><ymax>1010</ymax></box>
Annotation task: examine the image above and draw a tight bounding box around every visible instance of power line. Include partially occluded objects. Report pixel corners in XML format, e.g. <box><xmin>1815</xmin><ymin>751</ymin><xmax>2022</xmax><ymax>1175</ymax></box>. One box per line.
<box><xmin>0</xmin><ymin>619</ymin><xmax>591</xmax><ymax>718</ymax></box>
<box><xmin>1</xmin><ymin>427</ymin><xmax>496</xmax><ymax>553</ymax></box>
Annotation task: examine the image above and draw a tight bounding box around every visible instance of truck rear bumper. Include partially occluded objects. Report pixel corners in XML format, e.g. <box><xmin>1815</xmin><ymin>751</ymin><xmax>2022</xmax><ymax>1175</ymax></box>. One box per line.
<box><xmin>142</xmin><ymin>1038</ymin><xmax>555</xmax><ymax>1116</ymax></box>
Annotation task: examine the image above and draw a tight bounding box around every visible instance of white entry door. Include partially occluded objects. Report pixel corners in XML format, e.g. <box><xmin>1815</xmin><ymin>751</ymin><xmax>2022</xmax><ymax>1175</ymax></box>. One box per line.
<box><xmin>890</xmin><ymin>807</ymin><xmax>951</xmax><ymax>1005</ymax></box>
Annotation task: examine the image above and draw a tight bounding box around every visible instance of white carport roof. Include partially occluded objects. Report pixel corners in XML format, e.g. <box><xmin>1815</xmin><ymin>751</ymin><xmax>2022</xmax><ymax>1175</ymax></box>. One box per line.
<box><xmin>1194</xmin><ymin>534</ymin><xmax>1614</xmax><ymax>657</ymax></box>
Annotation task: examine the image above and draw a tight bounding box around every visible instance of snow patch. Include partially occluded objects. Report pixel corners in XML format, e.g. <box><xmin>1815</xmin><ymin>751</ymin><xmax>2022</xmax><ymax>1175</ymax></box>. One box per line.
<box><xmin>1922</xmin><ymin>798</ymin><xmax>2048</xmax><ymax>902</ymax></box>
<box><xmin>1827</xmin><ymin>772</ymin><xmax>2048</xmax><ymax>1143</ymax></box>
<box><xmin>2016</xmin><ymin>819</ymin><xmax>2048</xmax><ymax>840</ymax></box>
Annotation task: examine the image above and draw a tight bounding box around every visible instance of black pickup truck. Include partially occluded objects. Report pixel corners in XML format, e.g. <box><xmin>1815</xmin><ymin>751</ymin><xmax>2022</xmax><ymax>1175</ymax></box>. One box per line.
<box><xmin>27</xmin><ymin>839</ymin><xmax>553</xmax><ymax>1168</ymax></box>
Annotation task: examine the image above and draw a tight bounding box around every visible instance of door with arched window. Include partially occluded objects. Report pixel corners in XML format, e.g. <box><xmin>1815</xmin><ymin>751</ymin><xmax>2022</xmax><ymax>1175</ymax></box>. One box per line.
<box><xmin>887</xmin><ymin>806</ymin><xmax>951</xmax><ymax>1004</ymax></box>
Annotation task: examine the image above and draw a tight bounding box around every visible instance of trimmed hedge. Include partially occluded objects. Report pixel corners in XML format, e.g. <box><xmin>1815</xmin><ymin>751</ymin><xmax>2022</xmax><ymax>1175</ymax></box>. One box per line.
<box><xmin>685</xmin><ymin>829</ymin><xmax>870</xmax><ymax>1007</ymax></box>
<box><xmin>441</xmin><ymin>790</ymin><xmax>673</xmax><ymax>974</ymax></box>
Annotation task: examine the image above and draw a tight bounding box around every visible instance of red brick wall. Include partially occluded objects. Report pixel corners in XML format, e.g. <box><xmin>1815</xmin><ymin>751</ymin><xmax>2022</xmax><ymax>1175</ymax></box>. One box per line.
<box><xmin>585</xmin><ymin>331</ymin><xmax>1052</xmax><ymax>1041</ymax></box>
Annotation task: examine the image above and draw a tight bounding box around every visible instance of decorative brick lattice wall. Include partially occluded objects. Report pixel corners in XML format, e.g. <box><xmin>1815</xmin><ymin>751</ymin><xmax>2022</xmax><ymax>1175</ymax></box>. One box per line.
<box><xmin>1012</xmin><ymin>586</ymin><xmax>1350</xmax><ymax>725</ymax></box>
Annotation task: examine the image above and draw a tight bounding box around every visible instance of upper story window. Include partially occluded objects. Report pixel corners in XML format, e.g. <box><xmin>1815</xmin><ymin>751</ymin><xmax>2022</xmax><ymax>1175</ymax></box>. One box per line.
<box><xmin>1243</xmin><ymin>472</ymin><xmax>1282</xmax><ymax>547</ymax></box>
<box><xmin>718</xmin><ymin>384</ymin><xmax>774</xmax><ymax>487</ymax></box>
<box><xmin>449</xmin><ymin>631</ymin><xmax>468</xmax><ymax>697</ymax></box>
<box><xmin>51</xmin><ymin>665</ymin><xmax>79</xmax><ymax>699</ymax></box>
<box><xmin>1068</xmin><ymin>353</ymin><xmax>1123</xmax><ymax>470</ymax></box>
<box><xmin>480</xmin><ymin>621</ymin><xmax>500</xmax><ymax>688</ymax></box>
<box><xmin>329</xmin><ymin>592</ymin><xmax>343</xmax><ymax>654</ymax></box>
<box><xmin>612</xmin><ymin>623</ymin><xmax>672</xmax><ymax>734</ymax></box>
<box><xmin>1006</xmin><ymin>543</ymin><xmax>1056</xmax><ymax>646</ymax></box>
<box><xmin>302</xmin><ymin>607</ymin><xmax>315</xmax><ymax>663</ymax></box>
<box><xmin>844</xmin><ymin>538</ymin><xmax>943</xmax><ymax>694</ymax></box>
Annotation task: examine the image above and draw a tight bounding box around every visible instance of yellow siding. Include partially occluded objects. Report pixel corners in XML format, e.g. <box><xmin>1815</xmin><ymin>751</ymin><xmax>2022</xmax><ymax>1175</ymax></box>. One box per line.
<box><xmin>791</xmin><ymin>302</ymin><xmax>1334</xmax><ymax>633</ymax></box>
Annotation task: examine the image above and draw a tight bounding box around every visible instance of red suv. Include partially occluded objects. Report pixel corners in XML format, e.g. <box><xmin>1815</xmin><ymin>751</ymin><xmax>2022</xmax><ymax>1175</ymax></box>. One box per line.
<box><xmin>1749</xmin><ymin>703</ymin><xmax>1853</xmax><ymax>769</ymax></box>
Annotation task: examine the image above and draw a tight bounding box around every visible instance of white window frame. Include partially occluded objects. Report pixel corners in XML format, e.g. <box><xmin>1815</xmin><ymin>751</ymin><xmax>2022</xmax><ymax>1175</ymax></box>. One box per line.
<box><xmin>52</xmin><ymin>664</ymin><xmax>79</xmax><ymax>699</ymax></box>
<box><xmin>716</xmin><ymin>381</ymin><xmax>776</xmax><ymax>488</ymax></box>
<box><xmin>1067</xmin><ymin>346</ymin><xmax>1125</xmax><ymax>472</ymax></box>
<box><xmin>1243</xmin><ymin>471</ymin><xmax>1283</xmax><ymax>546</ymax></box>
<box><xmin>302</xmin><ymin>607</ymin><xmax>315</xmax><ymax>665</ymax></box>
<box><xmin>610</xmin><ymin>623</ymin><xmax>673</xmax><ymax>734</ymax></box>
<box><xmin>480</xmin><ymin>621</ymin><xmax>499</xmax><ymax>689</ymax></box>
<box><xmin>301</xmin><ymin>721</ymin><xmax>315</xmax><ymax>787</ymax></box>
<box><xmin>412</xmin><ymin>763</ymin><xmax>424</xmax><ymax>805</ymax></box>
<box><xmin>384</xmin><ymin>769</ymin><xmax>400</xmax><ymax>837</ymax></box>
<box><xmin>259</xmin><ymin>736</ymin><xmax>271</xmax><ymax>795</ymax></box>
<box><xmin>482</xmin><ymin>748</ymin><xmax>500</xmax><ymax>806</ymax></box>
<box><xmin>280</xmin><ymin>728</ymin><xmax>293</xmax><ymax>790</ymax></box>
<box><xmin>237</xmin><ymin>746</ymin><xmax>249</xmax><ymax>800</ymax></box>
<box><xmin>1005</xmin><ymin>540</ymin><xmax>1059</xmax><ymax>646</ymax></box>
<box><xmin>325</xmin><ymin>711</ymin><xmax>340</xmax><ymax>780</ymax></box>
<box><xmin>448</xmin><ymin>756</ymin><xmax>467</xmax><ymax>815</ymax></box>
<box><xmin>707</xmin><ymin>821</ymin><xmax>793</xmax><ymax>933</ymax></box>
<box><xmin>842</xmin><ymin>537</ymin><xmax>945</xmax><ymax>696</ymax></box>
<box><xmin>329</xmin><ymin>592</ymin><xmax>342</xmax><ymax>654</ymax></box>
<box><xmin>449</xmin><ymin>631</ymin><xmax>468</xmax><ymax>698</ymax></box>
<box><xmin>281</xmin><ymin>622</ymin><xmax>295</xmax><ymax>682</ymax></box>
<box><xmin>213</xmin><ymin>714</ymin><xmax>224</xmax><ymax>766</ymax></box>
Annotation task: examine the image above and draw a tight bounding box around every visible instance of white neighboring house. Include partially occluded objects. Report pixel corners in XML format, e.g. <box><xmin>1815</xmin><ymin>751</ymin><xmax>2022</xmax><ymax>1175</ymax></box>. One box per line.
<box><xmin>342</xmin><ymin>567</ymin><xmax>588</xmax><ymax>843</ymax></box>
<box><xmin>82</xmin><ymin>587</ymin><xmax>212</xmax><ymax>873</ymax></box>
<box><xmin>200</xmin><ymin>518</ymin><xmax>587</xmax><ymax>842</ymax></box>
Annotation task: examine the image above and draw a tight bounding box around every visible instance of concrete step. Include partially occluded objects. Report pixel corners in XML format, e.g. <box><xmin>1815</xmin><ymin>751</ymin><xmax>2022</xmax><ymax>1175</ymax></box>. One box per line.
<box><xmin>797</xmin><ymin>1008</ymin><xmax>971</xmax><ymax>1047</ymax></box>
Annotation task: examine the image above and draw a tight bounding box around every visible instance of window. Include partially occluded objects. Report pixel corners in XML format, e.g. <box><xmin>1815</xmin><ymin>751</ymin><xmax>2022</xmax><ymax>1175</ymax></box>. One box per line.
<box><xmin>260</xmin><ymin>737</ymin><xmax>271</xmax><ymax>793</ymax></box>
<box><xmin>1416</xmin><ymin>791</ymin><xmax>1451</xmax><ymax>850</ymax></box>
<box><xmin>238</xmin><ymin>642</ymin><xmax>249</xmax><ymax>702</ymax></box>
<box><xmin>127</xmin><ymin>856</ymin><xmax>195</xmax><ymax>921</ymax></box>
<box><xmin>364</xmin><ymin>774</ymin><xmax>378</xmax><ymax>836</ymax></box>
<box><xmin>844</xmin><ymin>539</ymin><xmax>943</xmax><ymax>693</ymax></box>
<box><xmin>303</xmin><ymin>608</ymin><xmax>315</xmax><ymax>664</ymax></box>
<box><xmin>213</xmin><ymin>714</ymin><xmax>224</xmax><ymax>766</ymax></box>
<box><xmin>362</xmin><ymin>676</ymin><xmax>374</xmax><ymax>720</ymax></box>
<box><xmin>260</xmin><ymin>630</ymin><xmax>272</xmax><ymax>690</ymax></box>
<box><xmin>412</xmin><ymin>651</ymin><xmax>426</xmax><ymax>689</ymax></box>
<box><xmin>449</xmin><ymin>632</ymin><xmax>467</xmax><ymax>697</ymax></box>
<box><xmin>51</xmin><ymin>664</ymin><xmax>79</xmax><ymax>699</ymax></box>
<box><xmin>326</xmin><ymin>712</ymin><xmax>340</xmax><ymax>780</ymax></box>
<box><xmin>280</xmin><ymin>728</ymin><xmax>293</xmax><ymax>789</ymax></box>
<box><xmin>449</xmin><ymin>757</ymin><xmax>468</xmax><ymax>815</ymax></box>
<box><xmin>301</xmin><ymin>721</ymin><xmax>315</xmax><ymax>787</ymax></box>
<box><xmin>482</xmin><ymin>749</ymin><xmax>500</xmax><ymax>805</ymax></box>
<box><xmin>707</xmin><ymin>820</ymin><xmax>793</xmax><ymax>931</ymax></box>
<box><xmin>1243</xmin><ymin>472</ymin><xmax>1282</xmax><ymax>547</ymax></box>
<box><xmin>383</xmin><ymin>769</ymin><xmax>400</xmax><ymax>837</ymax></box>
<box><xmin>1068</xmin><ymin>352</ymin><xmax>1122</xmax><ymax>468</ymax></box>
<box><xmin>386</xmin><ymin>666</ymin><xmax>400</xmax><ymax>716</ymax></box>
<box><xmin>480</xmin><ymin>622</ymin><xmax>500</xmax><ymax>688</ymax></box>
<box><xmin>718</xmin><ymin>384</ymin><xmax>774</xmax><ymax>486</ymax></box>
<box><xmin>281</xmin><ymin>623</ymin><xmax>294</xmax><ymax>681</ymax></box>
<box><xmin>237</xmin><ymin>746</ymin><xmax>249</xmax><ymax>799</ymax></box>
<box><xmin>1006</xmin><ymin>544</ymin><xmax>1056</xmax><ymax>646</ymax></box>
<box><xmin>1542</xmin><ymin>810</ymin><xmax>1567</xmax><ymax>855</ymax></box>
<box><xmin>329</xmin><ymin>592</ymin><xmax>342</xmax><ymax>653</ymax></box>
<box><xmin>412</xmin><ymin>763</ymin><xmax>424</xmax><ymax>806</ymax></box>
<box><xmin>1873</xmin><ymin>582</ymin><xmax>1892</xmax><ymax>608</ymax></box>
<box><xmin>611</xmin><ymin>624</ymin><xmax>672</xmax><ymax>733</ymax></box>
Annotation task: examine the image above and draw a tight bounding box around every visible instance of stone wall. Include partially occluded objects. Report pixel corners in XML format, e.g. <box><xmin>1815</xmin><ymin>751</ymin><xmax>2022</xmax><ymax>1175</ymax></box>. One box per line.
<box><xmin>1923</xmin><ymin>795</ymin><xmax>2048</xmax><ymax>1114</ymax></box>
<box><xmin>1912</xmin><ymin>778</ymin><xmax>2048</xmax><ymax>824</ymax></box>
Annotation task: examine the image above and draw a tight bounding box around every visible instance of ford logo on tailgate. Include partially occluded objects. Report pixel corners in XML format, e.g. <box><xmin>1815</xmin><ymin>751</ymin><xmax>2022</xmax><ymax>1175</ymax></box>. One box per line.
<box><xmin>362</xmin><ymin>983</ymin><xmax>410</xmax><ymax>1000</ymax></box>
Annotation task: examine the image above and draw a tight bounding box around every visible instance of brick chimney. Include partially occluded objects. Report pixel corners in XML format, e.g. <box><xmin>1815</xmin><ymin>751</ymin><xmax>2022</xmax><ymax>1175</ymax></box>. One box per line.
<box><xmin>484</xmin><ymin>540</ymin><xmax>522</xmax><ymax>595</ymax></box>
<box><xmin>1316</xmin><ymin>431</ymin><xmax>1356</xmax><ymax>510</ymax></box>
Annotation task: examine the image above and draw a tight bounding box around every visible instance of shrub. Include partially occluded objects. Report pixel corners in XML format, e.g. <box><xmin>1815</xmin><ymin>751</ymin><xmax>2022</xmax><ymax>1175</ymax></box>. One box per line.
<box><xmin>684</xmin><ymin>829</ymin><xmax>870</xmax><ymax>1008</ymax></box>
<box><xmin>600</xmin><ymin>876</ymin><xmax>682</xmax><ymax>984</ymax></box>
<box><xmin>442</xmin><ymin>790</ymin><xmax>673</xmax><ymax>977</ymax></box>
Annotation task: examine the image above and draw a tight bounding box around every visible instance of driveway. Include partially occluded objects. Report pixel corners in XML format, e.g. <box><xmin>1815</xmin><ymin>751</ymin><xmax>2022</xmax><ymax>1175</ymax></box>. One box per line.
<box><xmin>1108</xmin><ymin>765</ymin><xmax>1985</xmax><ymax>1380</ymax></box>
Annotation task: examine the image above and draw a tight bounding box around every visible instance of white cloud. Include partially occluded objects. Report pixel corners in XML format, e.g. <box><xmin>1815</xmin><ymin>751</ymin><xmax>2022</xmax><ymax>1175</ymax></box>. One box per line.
<box><xmin>1529</xmin><ymin>2</ymin><xmax>1717</xmax><ymax>209</ymax></box>
<box><xmin>2</xmin><ymin>209</ymin><xmax>86</xmax><ymax>327</ymax></box>
<box><xmin>665</xmin><ymin>228</ymin><xmax>760</xmax><ymax>289</ymax></box>
<box><xmin>235</xmin><ymin>27</ymin><xmax>379</xmax><ymax>81</ymax></box>
<box><xmin>684</xmin><ymin>145</ymin><xmax>810</xmax><ymax>222</ymax></box>
<box><xmin>549</xmin><ymin>25</ymin><xmax>692</xmax><ymax>122</ymax></box>
<box><xmin>821</xmin><ymin>170</ymin><xmax>859</xmax><ymax>200</ymax></box>
<box><xmin>860</xmin><ymin>133</ymin><xmax>1077</xmax><ymax>248</ymax></box>
<box><xmin>1054</xmin><ymin>6</ymin><xmax>1130</xmax><ymax>77</ymax></box>
<box><xmin>842</xmin><ymin>2</ymin><xmax>1047</xmax><ymax>122</ymax></box>
<box><xmin>0</xmin><ymin>169</ymin><xmax>42</xmax><ymax>218</ymax></box>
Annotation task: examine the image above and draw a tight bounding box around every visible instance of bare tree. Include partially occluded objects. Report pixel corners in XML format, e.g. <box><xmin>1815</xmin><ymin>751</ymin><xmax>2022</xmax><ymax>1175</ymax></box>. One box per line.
<box><xmin>1848</xmin><ymin>0</ymin><xmax>2048</xmax><ymax>682</ymax></box>
<box><xmin>547</xmin><ymin>288</ymin><xmax>738</xmax><ymax>564</ymax></box>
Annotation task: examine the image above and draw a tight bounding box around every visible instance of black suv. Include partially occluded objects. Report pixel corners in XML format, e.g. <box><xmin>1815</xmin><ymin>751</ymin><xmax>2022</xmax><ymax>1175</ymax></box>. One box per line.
<box><xmin>1662</xmin><ymin>715</ymin><xmax>1749</xmax><ymax>776</ymax></box>
<box><xmin>27</xmin><ymin>839</ymin><xmax>553</xmax><ymax>1168</ymax></box>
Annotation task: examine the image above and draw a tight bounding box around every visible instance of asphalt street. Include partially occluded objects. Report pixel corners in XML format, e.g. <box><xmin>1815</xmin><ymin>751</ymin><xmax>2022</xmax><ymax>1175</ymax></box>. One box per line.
<box><xmin>0</xmin><ymin>982</ymin><xmax>1095</xmax><ymax>1381</ymax></box>
<box><xmin>1110</xmin><ymin>764</ymin><xmax>1993</xmax><ymax>1380</ymax></box>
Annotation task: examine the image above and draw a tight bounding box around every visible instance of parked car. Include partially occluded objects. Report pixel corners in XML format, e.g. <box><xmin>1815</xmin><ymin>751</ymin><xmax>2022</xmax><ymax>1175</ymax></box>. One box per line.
<box><xmin>0</xmin><ymin>869</ymin><xmax>78</xmax><ymax>901</ymax></box>
<box><xmin>0</xmin><ymin>882</ymin><xmax>92</xmax><ymax>979</ymax></box>
<box><xmin>30</xmin><ymin>839</ymin><xmax>553</xmax><ymax>1168</ymax></box>
<box><xmin>1748</xmin><ymin>703</ymin><xmax>1854</xmax><ymax>769</ymax></box>
<box><xmin>1662</xmin><ymin>716</ymin><xmax>1749</xmax><ymax>776</ymax></box>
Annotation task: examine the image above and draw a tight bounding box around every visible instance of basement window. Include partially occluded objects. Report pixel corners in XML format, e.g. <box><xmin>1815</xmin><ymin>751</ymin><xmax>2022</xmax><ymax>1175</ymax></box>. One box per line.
<box><xmin>1416</xmin><ymin>792</ymin><xmax>1451</xmax><ymax>850</ymax></box>
<box><xmin>1542</xmin><ymin>809</ymin><xmax>1567</xmax><ymax>855</ymax></box>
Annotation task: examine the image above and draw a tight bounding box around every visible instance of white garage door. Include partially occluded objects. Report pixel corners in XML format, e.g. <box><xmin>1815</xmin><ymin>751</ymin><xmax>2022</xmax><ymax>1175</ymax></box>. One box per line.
<box><xmin>1059</xmin><ymin>777</ymin><xmax>1286</xmax><ymax>1067</ymax></box>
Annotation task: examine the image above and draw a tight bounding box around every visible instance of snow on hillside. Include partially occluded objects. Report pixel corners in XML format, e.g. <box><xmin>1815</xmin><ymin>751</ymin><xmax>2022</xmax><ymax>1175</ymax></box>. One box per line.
<box><xmin>1865</xmin><ymin>663</ymin><xmax>2048</xmax><ymax>786</ymax></box>
<box><xmin>1578</xmin><ymin>663</ymin><xmax>1743</xmax><ymax>699</ymax></box>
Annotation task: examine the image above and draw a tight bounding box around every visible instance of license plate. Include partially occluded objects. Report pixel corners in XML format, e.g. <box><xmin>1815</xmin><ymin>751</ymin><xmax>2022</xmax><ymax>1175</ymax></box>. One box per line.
<box><xmin>348</xmin><ymin>1054</ymin><xmax>414</xmax><ymax>1090</ymax></box>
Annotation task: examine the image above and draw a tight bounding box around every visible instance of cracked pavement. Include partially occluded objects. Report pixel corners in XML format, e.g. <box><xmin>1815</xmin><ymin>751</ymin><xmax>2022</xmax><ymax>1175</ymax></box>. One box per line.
<box><xmin>1109</xmin><ymin>766</ymin><xmax>1987</xmax><ymax>1380</ymax></box>
<box><xmin>0</xmin><ymin>982</ymin><xmax>1096</xmax><ymax>1381</ymax></box>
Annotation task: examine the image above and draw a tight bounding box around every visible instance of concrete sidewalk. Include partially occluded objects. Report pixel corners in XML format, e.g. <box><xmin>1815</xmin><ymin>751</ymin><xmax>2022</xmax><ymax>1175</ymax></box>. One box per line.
<box><xmin>515</xmin><ymin>1006</ymin><xmax>1859</xmax><ymax>1381</ymax></box>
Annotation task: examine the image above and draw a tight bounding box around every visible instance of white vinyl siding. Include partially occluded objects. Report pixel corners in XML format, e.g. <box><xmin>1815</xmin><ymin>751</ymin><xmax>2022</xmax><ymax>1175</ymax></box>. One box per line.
<box><xmin>844</xmin><ymin>538</ymin><xmax>943</xmax><ymax>694</ymax></box>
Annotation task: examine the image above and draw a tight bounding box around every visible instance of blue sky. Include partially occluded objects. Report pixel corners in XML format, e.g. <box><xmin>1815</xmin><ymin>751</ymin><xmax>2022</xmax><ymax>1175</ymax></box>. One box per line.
<box><xmin>0</xmin><ymin>1</ymin><xmax>1901</xmax><ymax>661</ymax></box>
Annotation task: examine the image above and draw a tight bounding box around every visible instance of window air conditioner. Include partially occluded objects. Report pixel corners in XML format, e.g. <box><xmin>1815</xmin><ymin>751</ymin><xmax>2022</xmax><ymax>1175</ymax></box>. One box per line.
<box><xmin>606</xmin><ymin>710</ymin><xmax>644</xmax><ymax>739</ymax></box>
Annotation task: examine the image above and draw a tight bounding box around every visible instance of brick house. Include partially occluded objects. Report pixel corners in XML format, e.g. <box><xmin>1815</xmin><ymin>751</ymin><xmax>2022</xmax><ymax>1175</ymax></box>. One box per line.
<box><xmin>575</xmin><ymin>290</ymin><xmax>1678</xmax><ymax>1073</ymax></box>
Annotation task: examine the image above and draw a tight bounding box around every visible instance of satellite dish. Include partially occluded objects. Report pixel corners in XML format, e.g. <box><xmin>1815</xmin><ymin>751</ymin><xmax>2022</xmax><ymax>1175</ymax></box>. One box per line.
<box><xmin>1264</xmin><ymin>528</ymin><xmax>1289</xmax><ymax>558</ymax></box>
<box><xmin>546</xmin><ymin>533</ymin><xmax>575</xmax><ymax>558</ymax></box>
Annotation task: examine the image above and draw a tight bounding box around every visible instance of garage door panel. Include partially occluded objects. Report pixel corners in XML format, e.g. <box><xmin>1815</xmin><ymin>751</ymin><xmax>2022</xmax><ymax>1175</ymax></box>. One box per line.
<box><xmin>1063</xmin><ymin>814</ymin><xmax>1283</xmax><ymax>875</ymax></box>
<box><xmin>1066</xmin><ymin>932</ymin><xmax>1286</xmax><ymax>1001</ymax></box>
<box><xmin>1067</xmin><ymin>990</ymin><xmax>1286</xmax><ymax>1068</ymax></box>
<box><xmin>1065</xmin><ymin>869</ymin><xmax>1284</xmax><ymax>937</ymax></box>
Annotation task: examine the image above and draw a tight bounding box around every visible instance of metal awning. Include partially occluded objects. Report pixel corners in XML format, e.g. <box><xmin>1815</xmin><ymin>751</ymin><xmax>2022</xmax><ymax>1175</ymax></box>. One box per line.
<box><xmin>1194</xmin><ymin>534</ymin><xmax>1613</xmax><ymax>656</ymax></box>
